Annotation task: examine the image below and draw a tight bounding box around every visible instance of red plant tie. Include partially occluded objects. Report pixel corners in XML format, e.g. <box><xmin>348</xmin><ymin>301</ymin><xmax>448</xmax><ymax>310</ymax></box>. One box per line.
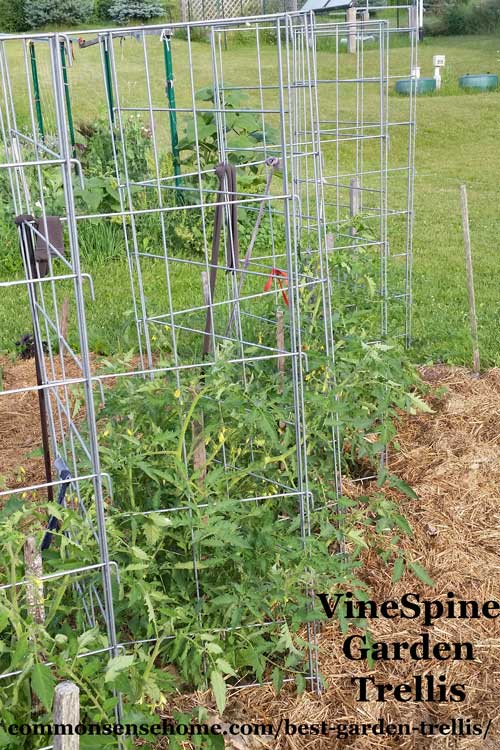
<box><xmin>264</xmin><ymin>268</ymin><xmax>289</xmax><ymax>307</ymax></box>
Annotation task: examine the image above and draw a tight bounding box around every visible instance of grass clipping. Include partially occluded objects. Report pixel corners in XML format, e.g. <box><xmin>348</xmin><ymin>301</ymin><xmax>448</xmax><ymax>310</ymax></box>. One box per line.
<box><xmin>174</xmin><ymin>366</ymin><xmax>500</xmax><ymax>749</ymax></box>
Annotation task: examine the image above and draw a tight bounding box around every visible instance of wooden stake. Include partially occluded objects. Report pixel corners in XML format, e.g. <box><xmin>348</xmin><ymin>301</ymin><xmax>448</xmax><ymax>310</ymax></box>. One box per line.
<box><xmin>201</xmin><ymin>270</ymin><xmax>212</xmax><ymax>355</ymax></box>
<box><xmin>276</xmin><ymin>310</ymin><xmax>285</xmax><ymax>395</ymax></box>
<box><xmin>24</xmin><ymin>536</ymin><xmax>44</xmax><ymax>624</ymax></box>
<box><xmin>460</xmin><ymin>184</ymin><xmax>480</xmax><ymax>375</ymax></box>
<box><xmin>192</xmin><ymin>408</ymin><xmax>207</xmax><ymax>485</ymax></box>
<box><xmin>347</xmin><ymin>7</ymin><xmax>357</xmax><ymax>54</ymax></box>
<box><xmin>53</xmin><ymin>682</ymin><xmax>80</xmax><ymax>750</ymax></box>
<box><xmin>25</xmin><ymin>536</ymin><xmax>45</xmax><ymax>716</ymax></box>
<box><xmin>59</xmin><ymin>297</ymin><xmax>69</xmax><ymax>343</ymax></box>
<box><xmin>349</xmin><ymin>177</ymin><xmax>361</xmax><ymax>236</ymax></box>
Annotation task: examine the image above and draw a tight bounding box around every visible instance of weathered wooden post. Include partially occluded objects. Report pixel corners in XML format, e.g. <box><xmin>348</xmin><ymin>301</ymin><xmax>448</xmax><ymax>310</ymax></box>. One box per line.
<box><xmin>346</xmin><ymin>7</ymin><xmax>357</xmax><ymax>54</ymax></box>
<box><xmin>53</xmin><ymin>681</ymin><xmax>80</xmax><ymax>750</ymax></box>
<box><xmin>25</xmin><ymin>536</ymin><xmax>45</xmax><ymax>625</ymax></box>
<box><xmin>192</xmin><ymin>271</ymin><xmax>209</xmax><ymax>483</ymax></box>
<box><xmin>459</xmin><ymin>184</ymin><xmax>481</xmax><ymax>375</ymax></box>
<box><xmin>180</xmin><ymin>0</ymin><xmax>189</xmax><ymax>22</ymax></box>
<box><xmin>59</xmin><ymin>297</ymin><xmax>69</xmax><ymax>343</ymax></box>
<box><xmin>349</xmin><ymin>177</ymin><xmax>361</xmax><ymax>236</ymax></box>
<box><xmin>192</xmin><ymin>401</ymin><xmax>207</xmax><ymax>484</ymax></box>
<box><xmin>276</xmin><ymin>309</ymin><xmax>285</xmax><ymax>395</ymax></box>
<box><xmin>25</xmin><ymin>535</ymin><xmax>45</xmax><ymax>716</ymax></box>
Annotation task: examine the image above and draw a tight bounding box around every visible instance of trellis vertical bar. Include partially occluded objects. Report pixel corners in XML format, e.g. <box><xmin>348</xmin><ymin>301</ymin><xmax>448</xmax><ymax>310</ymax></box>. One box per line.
<box><xmin>277</xmin><ymin>14</ymin><xmax>319</xmax><ymax>692</ymax></box>
<box><xmin>51</xmin><ymin>31</ymin><xmax>122</xmax><ymax>719</ymax></box>
<box><xmin>405</xmin><ymin>8</ymin><xmax>418</xmax><ymax>346</ymax></box>
<box><xmin>162</xmin><ymin>30</ymin><xmax>182</xmax><ymax>198</ymax></box>
<box><xmin>106</xmin><ymin>31</ymin><xmax>155</xmax><ymax>371</ymax></box>
<box><xmin>102</xmin><ymin>36</ymin><xmax>115</xmax><ymax>126</ymax></box>
<box><xmin>29</xmin><ymin>42</ymin><xmax>45</xmax><ymax>141</ymax></box>
<box><xmin>60</xmin><ymin>40</ymin><xmax>77</xmax><ymax>160</ymax></box>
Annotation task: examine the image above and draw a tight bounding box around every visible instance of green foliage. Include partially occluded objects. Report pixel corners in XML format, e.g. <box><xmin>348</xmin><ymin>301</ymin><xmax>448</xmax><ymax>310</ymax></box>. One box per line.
<box><xmin>78</xmin><ymin>221</ymin><xmax>125</xmax><ymax>265</ymax></box>
<box><xmin>178</xmin><ymin>87</ymin><xmax>279</xmax><ymax>182</ymax></box>
<box><xmin>0</xmin><ymin>500</ymin><xmax>170</xmax><ymax>749</ymax></box>
<box><xmin>85</xmin><ymin>244</ymin><xmax>428</xmax><ymax>694</ymax></box>
<box><xmin>108</xmin><ymin>0</ymin><xmax>165</xmax><ymax>23</ymax></box>
<box><xmin>169</xmin><ymin>86</ymin><xmax>282</xmax><ymax>257</ymax></box>
<box><xmin>0</xmin><ymin>200</ymin><xmax>431</xmax><ymax>727</ymax></box>
<box><xmin>0</xmin><ymin>204</ymin><xmax>22</xmax><ymax>278</ymax></box>
<box><xmin>0</xmin><ymin>0</ymin><xmax>26</xmax><ymax>32</ymax></box>
<box><xmin>94</xmin><ymin>0</ymin><xmax>114</xmax><ymax>20</ymax></box>
<box><xmin>97</xmin><ymin>361</ymin><xmax>336</xmax><ymax>690</ymax></box>
<box><xmin>23</xmin><ymin>0</ymin><xmax>93</xmax><ymax>28</ymax></box>
<box><xmin>76</xmin><ymin>115</ymin><xmax>153</xmax><ymax>184</ymax></box>
<box><xmin>425</xmin><ymin>0</ymin><xmax>500</xmax><ymax>35</ymax></box>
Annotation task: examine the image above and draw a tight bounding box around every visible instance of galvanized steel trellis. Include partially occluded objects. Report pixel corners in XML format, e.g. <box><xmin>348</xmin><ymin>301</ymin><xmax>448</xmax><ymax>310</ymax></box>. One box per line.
<box><xmin>0</xmin><ymin>5</ymin><xmax>418</xmax><ymax>734</ymax></box>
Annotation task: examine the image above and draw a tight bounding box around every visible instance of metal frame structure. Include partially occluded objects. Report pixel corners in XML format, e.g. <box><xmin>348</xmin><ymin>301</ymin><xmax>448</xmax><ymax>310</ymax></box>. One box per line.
<box><xmin>0</xmin><ymin>5</ymin><xmax>418</xmax><ymax>736</ymax></box>
<box><xmin>308</xmin><ymin>8</ymin><xmax>419</xmax><ymax>344</ymax></box>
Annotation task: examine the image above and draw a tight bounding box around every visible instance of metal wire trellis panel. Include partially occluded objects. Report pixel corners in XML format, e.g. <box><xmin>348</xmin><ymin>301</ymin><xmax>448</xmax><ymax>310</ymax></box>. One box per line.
<box><xmin>0</xmin><ymin>6</ymin><xmax>418</xmax><ymax>734</ymax></box>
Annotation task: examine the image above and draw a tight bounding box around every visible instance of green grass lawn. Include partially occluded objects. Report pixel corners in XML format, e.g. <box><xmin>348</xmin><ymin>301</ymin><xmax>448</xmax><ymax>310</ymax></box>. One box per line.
<box><xmin>409</xmin><ymin>35</ymin><xmax>500</xmax><ymax>366</ymax></box>
<box><xmin>0</xmin><ymin>30</ymin><xmax>498</xmax><ymax>366</ymax></box>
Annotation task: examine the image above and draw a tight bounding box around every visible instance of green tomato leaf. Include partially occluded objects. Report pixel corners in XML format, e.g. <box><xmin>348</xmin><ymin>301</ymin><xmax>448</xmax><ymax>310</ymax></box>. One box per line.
<box><xmin>408</xmin><ymin>560</ymin><xmax>434</xmax><ymax>587</ymax></box>
<box><xmin>210</xmin><ymin>669</ymin><xmax>226</xmax><ymax>716</ymax></box>
<box><xmin>206</xmin><ymin>642</ymin><xmax>223</xmax><ymax>655</ymax></box>
<box><xmin>408</xmin><ymin>393</ymin><xmax>433</xmax><ymax>414</ymax></box>
<box><xmin>131</xmin><ymin>546</ymin><xmax>149</xmax><ymax>561</ymax></box>
<box><xmin>392</xmin><ymin>556</ymin><xmax>405</xmax><ymax>583</ymax></box>
<box><xmin>295</xmin><ymin>672</ymin><xmax>306</xmax><ymax>695</ymax></box>
<box><xmin>148</xmin><ymin>513</ymin><xmax>173</xmax><ymax>527</ymax></box>
<box><xmin>105</xmin><ymin>654</ymin><xmax>135</xmax><ymax>683</ymax></box>
<box><xmin>215</xmin><ymin>658</ymin><xmax>237</xmax><ymax>678</ymax></box>
<box><xmin>31</xmin><ymin>663</ymin><xmax>56</xmax><ymax>711</ymax></box>
<box><xmin>272</xmin><ymin>667</ymin><xmax>284</xmax><ymax>695</ymax></box>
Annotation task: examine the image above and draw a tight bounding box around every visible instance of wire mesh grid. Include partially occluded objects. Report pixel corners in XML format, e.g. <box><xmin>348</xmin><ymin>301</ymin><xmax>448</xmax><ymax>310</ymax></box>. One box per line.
<box><xmin>0</xmin><ymin>6</ymin><xmax>418</xmax><ymax>732</ymax></box>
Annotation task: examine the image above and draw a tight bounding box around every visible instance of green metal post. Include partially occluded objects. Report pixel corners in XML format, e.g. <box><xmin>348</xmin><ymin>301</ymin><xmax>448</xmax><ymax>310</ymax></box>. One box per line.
<box><xmin>60</xmin><ymin>41</ymin><xmax>76</xmax><ymax>159</ymax></box>
<box><xmin>102</xmin><ymin>38</ymin><xmax>115</xmax><ymax>126</ymax></box>
<box><xmin>29</xmin><ymin>42</ymin><xmax>45</xmax><ymax>141</ymax></box>
<box><xmin>162</xmin><ymin>34</ymin><xmax>182</xmax><ymax>200</ymax></box>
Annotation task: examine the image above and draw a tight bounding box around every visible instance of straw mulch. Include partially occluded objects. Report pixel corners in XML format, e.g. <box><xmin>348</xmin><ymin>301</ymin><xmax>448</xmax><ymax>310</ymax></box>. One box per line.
<box><xmin>0</xmin><ymin>355</ymin><xmax>71</xmax><ymax>492</ymax></box>
<box><xmin>0</xmin><ymin>352</ymin><xmax>136</xmax><ymax>493</ymax></box>
<box><xmin>168</xmin><ymin>366</ymin><xmax>500</xmax><ymax>749</ymax></box>
<box><xmin>0</xmin><ymin>353</ymin><xmax>104</xmax><ymax>498</ymax></box>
